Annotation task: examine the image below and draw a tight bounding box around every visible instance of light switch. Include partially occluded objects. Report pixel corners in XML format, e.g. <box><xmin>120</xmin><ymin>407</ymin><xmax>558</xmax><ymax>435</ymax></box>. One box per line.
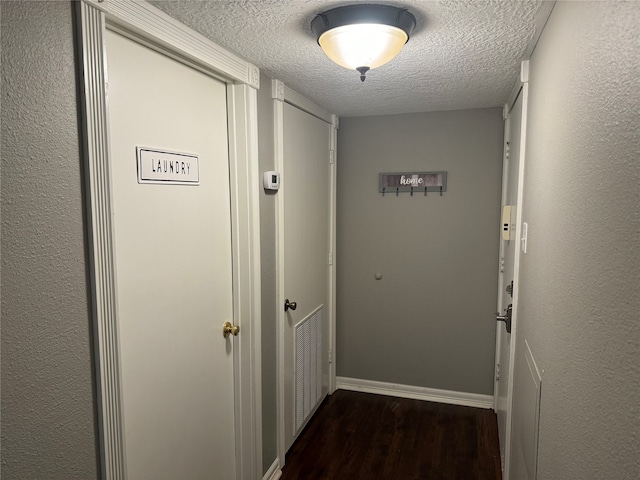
<box><xmin>521</xmin><ymin>222</ymin><xmax>528</xmax><ymax>253</ymax></box>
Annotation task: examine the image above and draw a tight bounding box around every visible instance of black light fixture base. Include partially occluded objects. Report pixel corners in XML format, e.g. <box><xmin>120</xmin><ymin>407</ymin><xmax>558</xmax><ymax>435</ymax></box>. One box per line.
<box><xmin>311</xmin><ymin>4</ymin><xmax>417</xmax><ymax>83</ymax></box>
<box><xmin>356</xmin><ymin>66</ymin><xmax>370</xmax><ymax>82</ymax></box>
<box><xmin>311</xmin><ymin>4</ymin><xmax>417</xmax><ymax>41</ymax></box>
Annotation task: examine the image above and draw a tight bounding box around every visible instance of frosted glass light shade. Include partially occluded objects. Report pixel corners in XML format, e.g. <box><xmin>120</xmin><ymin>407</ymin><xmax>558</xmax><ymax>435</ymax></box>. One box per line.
<box><xmin>311</xmin><ymin>4</ymin><xmax>416</xmax><ymax>81</ymax></box>
<box><xmin>318</xmin><ymin>24</ymin><xmax>408</xmax><ymax>70</ymax></box>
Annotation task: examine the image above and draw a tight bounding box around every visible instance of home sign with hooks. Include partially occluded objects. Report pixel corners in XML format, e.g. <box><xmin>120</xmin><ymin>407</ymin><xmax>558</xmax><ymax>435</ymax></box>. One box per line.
<box><xmin>379</xmin><ymin>171</ymin><xmax>447</xmax><ymax>197</ymax></box>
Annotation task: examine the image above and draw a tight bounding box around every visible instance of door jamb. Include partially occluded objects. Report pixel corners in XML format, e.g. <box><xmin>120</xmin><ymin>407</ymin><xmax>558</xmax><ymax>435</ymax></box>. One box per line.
<box><xmin>503</xmin><ymin>60</ymin><xmax>530</xmax><ymax>480</ymax></box>
<box><xmin>77</xmin><ymin>1</ymin><xmax>262</xmax><ymax>478</ymax></box>
<box><xmin>492</xmin><ymin>60</ymin><xmax>530</xmax><ymax>480</ymax></box>
<box><xmin>493</xmin><ymin>102</ymin><xmax>511</xmax><ymax>413</ymax></box>
<box><xmin>271</xmin><ymin>80</ymin><xmax>337</xmax><ymax>472</ymax></box>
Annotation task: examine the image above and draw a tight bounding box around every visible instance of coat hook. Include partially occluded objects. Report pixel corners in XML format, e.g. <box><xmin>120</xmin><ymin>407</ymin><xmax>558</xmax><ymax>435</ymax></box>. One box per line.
<box><xmin>382</xmin><ymin>187</ymin><xmax>385</xmax><ymax>197</ymax></box>
<box><xmin>440</xmin><ymin>186</ymin><xmax>443</xmax><ymax>196</ymax></box>
<box><xmin>410</xmin><ymin>186</ymin><xmax>414</xmax><ymax>196</ymax></box>
<box><xmin>424</xmin><ymin>186</ymin><xmax>428</xmax><ymax>196</ymax></box>
<box><xmin>396</xmin><ymin>187</ymin><xmax>399</xmax><ymax>196</ymax></box>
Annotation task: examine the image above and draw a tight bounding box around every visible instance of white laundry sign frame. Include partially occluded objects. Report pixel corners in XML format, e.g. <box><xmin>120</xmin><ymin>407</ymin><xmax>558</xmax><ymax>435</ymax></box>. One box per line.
<box><xmin>137</xmin><ymin>147</ymin><xmax>200</xmax><ymax>185</ymax></box>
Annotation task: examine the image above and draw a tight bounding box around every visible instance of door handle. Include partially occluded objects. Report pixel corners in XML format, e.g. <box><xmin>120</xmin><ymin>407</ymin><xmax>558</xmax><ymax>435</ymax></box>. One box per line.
<box><xmin>222</xmin><ymin>321</ymin><xmax>240</xmax><ymax>338</ymax></box>
<box><xmin>284</xmin><ymin>299</ymin><xmax>297</xmax><ymax>312</ymax></box>
<box><xmin>496</xmin><ymin>304</ymin><xmax>513</xmax><ymax>334</ymax></box>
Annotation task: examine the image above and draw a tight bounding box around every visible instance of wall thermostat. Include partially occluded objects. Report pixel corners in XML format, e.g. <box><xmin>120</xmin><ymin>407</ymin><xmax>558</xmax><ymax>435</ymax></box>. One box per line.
<box><xmin>263</xmin><ymin>171</ymin><xmax>280</xmax><ymax>191</ymax></box>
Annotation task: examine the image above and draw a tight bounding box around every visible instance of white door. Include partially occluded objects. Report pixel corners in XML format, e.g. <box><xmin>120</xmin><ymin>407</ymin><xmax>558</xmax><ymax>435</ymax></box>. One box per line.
<box><xmin>496</xmin><ymin>89</ymin><xmax>523</xmax><ymax>471</ymax></box>
<box><xmin>106</xmin><ymin>30</ymin><xmax>237</xmax><ymax>479</ymax></box>
<box><xmin>282</xmin><ymin>103</ymin><xmax>331</xmax><ymax>451</ymax></box>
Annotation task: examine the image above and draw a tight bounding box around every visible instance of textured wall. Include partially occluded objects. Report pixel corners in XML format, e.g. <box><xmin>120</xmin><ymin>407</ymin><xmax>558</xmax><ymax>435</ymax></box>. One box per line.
<box><xmin>337</xmin><ymin>109</ymin><xmax>503</xmax><ymax>395</ymax></box>
<box><xmin>513</xmin><ymin>1</ymin><xmax>640</xmax><ymax>479</ymax></box>
<box><xmin>0</xmin><ymin>2</ymin><xmax>100</xmax><ymax>478</ymax></box>
<box><xmin>256</xmin><ymin>73</ymin><xmax>278</xmax><ymax>474</ymax></box>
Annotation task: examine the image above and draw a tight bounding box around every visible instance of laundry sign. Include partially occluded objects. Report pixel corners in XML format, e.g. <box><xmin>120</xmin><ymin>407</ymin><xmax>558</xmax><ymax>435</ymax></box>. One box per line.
<box><xmin>137</xmin><ymin>147</ymin><xmax>199</xmax><ymax>185</ymax></box>
<box><xmin>379</xmin><ymin>171</ymin><xmax>447</xmax><ymax>194</ymax></box>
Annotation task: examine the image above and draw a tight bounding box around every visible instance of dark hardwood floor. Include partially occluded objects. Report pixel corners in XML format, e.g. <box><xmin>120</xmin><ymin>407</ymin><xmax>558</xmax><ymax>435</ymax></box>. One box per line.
<box><xmin>280</xmin><ymin>390</ymin><xmax>502</xmax><ymax>480</ymax></box>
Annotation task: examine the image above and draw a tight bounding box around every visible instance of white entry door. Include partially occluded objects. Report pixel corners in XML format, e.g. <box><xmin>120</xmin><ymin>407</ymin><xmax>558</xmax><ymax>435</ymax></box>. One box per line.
<box><xmin>106</xmin><ymin>29</ymin><xmax>237</xmax><ymax>479</ymax></box>
<box><xmin>282</xmin><ymin>103</ymin><xmax>332</xmax><ymax>451</ymax></box>
<box><xmin>496</xmin><ymin>88</ymin><xmax>524</xmax><ymax>472</ymax></box>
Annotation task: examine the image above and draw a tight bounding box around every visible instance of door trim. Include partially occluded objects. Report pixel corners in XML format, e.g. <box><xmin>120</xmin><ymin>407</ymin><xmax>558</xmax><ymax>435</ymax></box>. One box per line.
<box><xmin>271</xmin><ymin>80</ymin><xmax>337</xmax><ymax>470</ymax></box>
<box><xmin>77</xmin><ymin>1</ymin><xmax>262</xmax><ymax>478</ymax></box>
<box><xmin>503</xmin><ymin>60</ymin><xmax>530</xmax><ymax>480</ymax></box>
<box><xmin>493</xmin><ymin>101</ymin><xmax>511</xmax><ymax>414</ymax></box>
<box><xmin>492</xmin><ymin>60</ymin><xmax>530</xmax><ymax>480</ymax></box>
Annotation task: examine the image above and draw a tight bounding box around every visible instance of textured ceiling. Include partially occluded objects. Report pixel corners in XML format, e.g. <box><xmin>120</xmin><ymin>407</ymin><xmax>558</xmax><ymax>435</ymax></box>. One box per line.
<box><xmin>149</xmin><ymin>0</ymin><xmax>548</xmax><ymax>117</ymax></box>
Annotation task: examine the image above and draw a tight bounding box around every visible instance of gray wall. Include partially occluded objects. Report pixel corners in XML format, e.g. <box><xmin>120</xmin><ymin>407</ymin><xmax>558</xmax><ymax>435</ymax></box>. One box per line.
<box><xmin>256</xmin><ymin>73</ymin><xmax>278</xmax><ymax>474</ymax></box>
<box><xmin>512</xmin><ymin>2</ymin><xmax>639</xmax><ymax>479</ymax></box>
<box><xmin>4</xmin><ymin>2</ymin><xmax>637</xmax><ymax>479</ymax></box>
<box><xmin>336</xmin><ymin>109</ymin><xmax>503</xmax><ymax>395</ymax></box>
<box><xmin>1</xmin><ymin>2</ymin><xmax>100</xmax><ymax>478</ymax></box>
<box><xmin>0</xmin><ymin>3</ymin><xmax>281</xmax><ymax>476</ymax></box>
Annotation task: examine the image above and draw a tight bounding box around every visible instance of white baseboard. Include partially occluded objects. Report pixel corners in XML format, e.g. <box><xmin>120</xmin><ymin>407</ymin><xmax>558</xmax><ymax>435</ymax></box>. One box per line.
<box><xmin>262</xmin><ymin>458</ymin><xmax>282</xmax><ymax>480</ymax></box>
<box><xmin>336</xmin><ymin>376</ymin><xmax>494</xmax><ymax>409</ymax></box>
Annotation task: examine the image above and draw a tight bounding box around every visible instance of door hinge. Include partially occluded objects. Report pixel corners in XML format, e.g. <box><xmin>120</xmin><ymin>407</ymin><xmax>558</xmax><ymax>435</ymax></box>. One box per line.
<box><xmin>495</xmin><ymin>363</ymin><xmax>501</xmax><ymax>382</ymax></box>
<box><xmin>506</xmin><ymin>280</ymin><xmax>514</xmax><ymax>297</ymax></box>
<box><xmin>329</xmin><ymin>348</ymin><xmax>333</xmax><ymax>364</ymax></box>
<box><xmin>328</xmin><ymin>252</ymin><xmax>333</xmax><ymax>265</ymax></box>
<box><xmin>329</xmin><ymin>150</ymin><xmax>335</xmax><ymax>164</ymax></box>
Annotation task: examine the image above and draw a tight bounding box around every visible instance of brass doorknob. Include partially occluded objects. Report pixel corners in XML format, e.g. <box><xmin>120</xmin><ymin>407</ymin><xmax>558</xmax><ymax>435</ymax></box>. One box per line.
<box><xmin>284</xmin><ymin>299</ymin><xmax>297</xmax><ymax>312</ymax></box>
<box><xmin>222</xmin><ymin>321</ymin><xmax>240</xmax><ymax>338</ymax></box>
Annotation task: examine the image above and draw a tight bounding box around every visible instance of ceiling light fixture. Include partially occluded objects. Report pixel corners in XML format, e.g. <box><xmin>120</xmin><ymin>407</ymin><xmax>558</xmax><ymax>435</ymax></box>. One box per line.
<box><xmin>311</xmin><ymin>4</ymin><xmax>417</xmax><ymax>82</ymax></box>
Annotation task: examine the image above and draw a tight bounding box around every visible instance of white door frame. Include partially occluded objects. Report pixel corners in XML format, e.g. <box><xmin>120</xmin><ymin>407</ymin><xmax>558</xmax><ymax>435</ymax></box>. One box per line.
<box><xmin>493</xmin><ymin>101</ymin><xmax>511</xmax><ymax>409</ymax></box>
<box><xmin>77</xmin><ymin>1</ymin><xmax>262</xmax><ymax>478</ymax></box>
<box><xmin>492</xmin><ymin>60</ymin><xmax>530</xmax><ymax>480</ymax></box>
<box><xmin>271</xmin><ymin>80</ymin><xmax>338</xmax><ymax>470</ymax></box>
